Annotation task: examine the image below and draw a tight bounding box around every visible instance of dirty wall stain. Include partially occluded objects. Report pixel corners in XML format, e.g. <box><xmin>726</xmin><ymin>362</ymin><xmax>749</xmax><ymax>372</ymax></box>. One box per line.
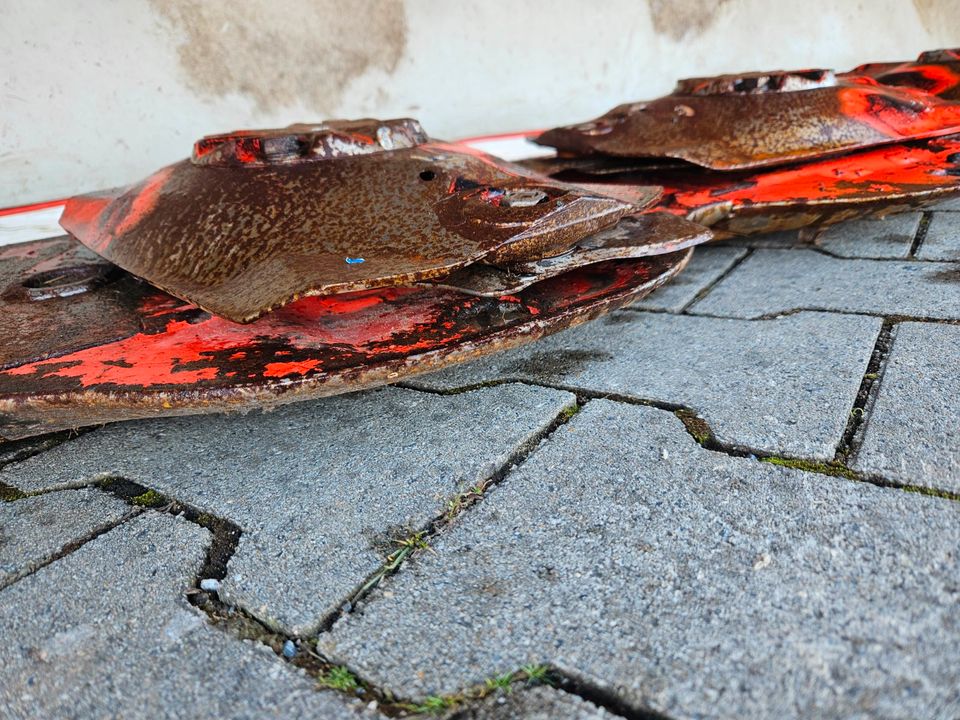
<box><xmin>647</xmin><ymin>0</ymin><xmax>731</xmax><ymax>41</ymax></box>
<box><xmin>913</xmin><ymin>0</ymin><xmax>960</xmax><ymax>39</ymax></box>
<box><xmin>149</xmin><ymin>0</ymin><xmax>408</xmax><ymax>113</ymax></box>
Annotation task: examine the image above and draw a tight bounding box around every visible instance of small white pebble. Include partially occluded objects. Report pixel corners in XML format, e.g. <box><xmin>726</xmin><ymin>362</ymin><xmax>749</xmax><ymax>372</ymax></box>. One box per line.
<box><xmin>660</xmin><ymin>447</ymin><xmax>670</xmax><ymax>460</ymax></box>
<box><xmin>200</xmin><ymin>578</ymin><xmax>221</xmax><ymax>592</ymax></box>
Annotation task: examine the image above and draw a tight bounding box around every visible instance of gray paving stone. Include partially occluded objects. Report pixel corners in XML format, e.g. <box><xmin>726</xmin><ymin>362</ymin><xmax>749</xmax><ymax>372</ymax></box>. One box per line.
<box><xmin>732</xmin><ymin>214</ymin><xmax>921</xmax><ymax>259</ymax></box>
<box><xmin>816</xmin><ymin>214</ymin><xmax>921</xmax><ymax>259</ymax></box>
<box><xmin>320</xmin><ymin>401</ymin><xmax>960</xmax><ymax>719</ymax></box>
<box><xmin>927</xmin><ymin>197</ymin><xmax>960</xmax><ymax>212</ymax></box>
<box><xmin>918</xmin><ymin>212</ymin><xmax>960</xmax><ymax>261</ymax></box>
<box><xmin>0</xmin><ymin>488</ymin><xmax>132</xmax><ymax>587</ymax></box>
<box><xmin>451</xmin><ymin>686</ymin><xmax>619</xmax><ymax>719</ymax></box>
<box><xmin>0</xmin><ymin>386</ymin><xmax>575</xmax><ymax>635</ymax></box>
<box><xmin>0</xmin><ymin>513</ymin><xmax>366</xmax><ymax>720</ymax></box>
<box><xmin>410</xmin><ymin>311</ymin><xmax>879</xmax><ymax>459</ymax></box>
<box><xmin>691</xmin><ymin>248</ymin><xmax>960</xmax><ymax>319</ymax></box>
<box><xmin>852</xmin><ymin>322</ymin><xmax>960</xmax><ymax>491</ymax></box>
<box><xmin>630</xmin><ymin>246</ymin><xmax>747</xmax><ymax>312</ymax></box>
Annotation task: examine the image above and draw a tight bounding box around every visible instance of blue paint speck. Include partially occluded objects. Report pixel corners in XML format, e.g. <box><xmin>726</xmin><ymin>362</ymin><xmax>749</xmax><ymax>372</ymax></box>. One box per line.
<box><xmin>282</xmin><ymin>640</ymin><xmax>297</xmax><ymax>658</ymax></box>
<box><xmin>345</xmin><ymin>257</ymin><xmax>365</xmax><ymax>264</ymax></box>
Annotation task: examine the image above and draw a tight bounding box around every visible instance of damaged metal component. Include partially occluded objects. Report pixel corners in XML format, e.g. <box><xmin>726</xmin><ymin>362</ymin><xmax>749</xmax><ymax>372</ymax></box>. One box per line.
<box><xmin>61</xmin><ymin>119</ymin><xmax>634</xmax><ymax>323</ymax></box>
<box><xmin>847</xmin><ymin>49</ymin><xmax>960</xmax><ymax>100</ymax></box>
<box><xmin>431</xmin><ymin>212</ymin><xmax>711</xmax><ymax>295</ymax></box>
<box><xmin>595</xmin><ymin>135</ymin><xmax>960</xmax><ymax>236</ymax></box>
<box><xmin>534</xmin><ymin>70</ymin><xmax>960</xmax><ymax>170</ymax></box>
<box><xmin>0</xmin><ymin>236</ymin><xmax>689</xmax><ymax>439</ymax></box>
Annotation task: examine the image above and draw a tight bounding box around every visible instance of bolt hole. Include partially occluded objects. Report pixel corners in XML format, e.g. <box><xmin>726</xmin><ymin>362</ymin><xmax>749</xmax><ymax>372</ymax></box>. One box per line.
<box><xmin>20</xmin><ymin>264</ymin><xmax>121</xmax><ymax>301</ymax></box>
<box><xmin>419</xmin><ymin>169</ymin><xmax>436</xmax><ymax>181</ymax></box>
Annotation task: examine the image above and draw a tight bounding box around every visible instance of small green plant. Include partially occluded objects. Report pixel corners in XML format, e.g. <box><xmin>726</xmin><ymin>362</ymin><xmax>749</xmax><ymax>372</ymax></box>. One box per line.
<box><xmin>130</xmin><ymin>489</ymin><xmax>167</xmax><ymax>507</ymax></box>
<box><xmin>520</xmin><ymin>663</ymin><xmax>550</xmax><ymax>684</ymax></box>
<box><xmin>484</xmin><ymin>671</ymin><xmax>515</xmax><ymax>693</ymax></box>
<box><xmin>560</xmin><ymin>404</ymin><xmax>580</xmax><ymax>420</ymax></box>
<box><xmin>318</xmin><ymin>665</ymin><xmax>360</xmax><ymax>692</ymax></box>
<box><xmin>415</xmin><ymin>695</ymin><xmax>452</xmax><ymax>713</ymax></box>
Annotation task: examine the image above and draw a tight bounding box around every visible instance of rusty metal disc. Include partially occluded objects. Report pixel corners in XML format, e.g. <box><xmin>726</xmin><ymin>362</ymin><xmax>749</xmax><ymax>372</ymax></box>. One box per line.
<box><xmin>431</xmin><ymin>212</ymin><xmax>711</xmax><ymax>295</ymax></box>
<box><xmin>525</xmin><ymin>135</ymin><xmax>960</xmax><ymax>236</ymax></box>
<box><xmin>653</xmin><ymin>135</ymin><xmax>960</xmax><ymax>235</ymax></box>
<box><xmin>0</xmin><ymin>236</ymin><xmax>689</xmax><ymax>439</ymax></box>
<box><xmin>847</xmin><ymin>49</ymin><xmax>960</xmax><ymax>100</ymax></box>
<box><xmin>534</xmin><ymin>70</ymin><xmax>960</xmax><ymax>170</ymax></box>
<box><xmin>60</xmin><ymin>119</ymin><xmax>634</xmax><ymax>323</ymax></box>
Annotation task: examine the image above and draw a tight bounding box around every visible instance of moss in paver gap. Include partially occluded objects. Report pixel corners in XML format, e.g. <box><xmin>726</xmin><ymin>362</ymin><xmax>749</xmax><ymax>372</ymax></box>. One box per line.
<box><xmin>130</xmin><ymin>489</ymin><xmax>167</xmax><ymax>507</ymax></box>
<box><xmin>0</xmin><ymin>482</ymin><xmax>28</xmax><ymax>502</ymax></box>
<box><xmin>674</xmin><ymin>408</ymin><xmax>713</xmax><ymax>445</ymax></box>
<box><xmin>394</xmin><ymin>665</ymin><xmax>557</xmax><ymax>715</ymax></box>
<box><xmin>761</xmin><ymin>456</ymin><xmax>858</xmax><ymax>479</ymax></box>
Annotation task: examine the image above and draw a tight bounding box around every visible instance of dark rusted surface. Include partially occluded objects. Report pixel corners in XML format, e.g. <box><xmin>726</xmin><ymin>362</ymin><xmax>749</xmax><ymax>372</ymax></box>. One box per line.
<box><xmin>650</xmin><ymin>135</ymin><xmax>960</xmax><ymax>235</ymax></box>
<box><xmin>0</xmin><ymin>236</ymin><xmax>689</xmax><ymax>439</ymax></box>
<box><xmin>0</xmin><ymin>237</ymin><xmax>154</xmax><ymax>367</ymax></box>
<box><xmin>61</xmin><ymin>119</ymin><xmax>634</xmax><ymax>323</ymax></box>
<box><xmin>535</xmin><ymin>70</ymin><xmax>960</xmax><ymax>170</ymax></box>
<box><xmin>848</xmin><ymin>49</ymin><xmax>960</xmax><ymax>100</ymax></box>
<box><xmin>529</xmin><ymin>135</ymin><xmax>960</xmax><ymax>236</ymax></box>
<box><xmin>432</xmin><ymin>212</ymin><xmax>711</xmax><ymax>295</ymax></box>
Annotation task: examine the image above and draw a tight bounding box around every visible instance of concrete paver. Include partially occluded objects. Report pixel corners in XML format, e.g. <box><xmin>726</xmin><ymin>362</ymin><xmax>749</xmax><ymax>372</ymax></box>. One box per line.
<box><xmin>918</xmin><ymin>212</ymin><xmax>960</xmax><ymax>261</ymax></box>
<box><xmin>411</xmin><ymin>311</ymin><xmax>880</xmax><ymax>459</ymax></box>
<box><xmin>732</xmin><ymin>214</ymin><xmax>920</xmax><ymax>259</ymax></box>
<box><xmin>451</xmin><ymin>686</ymin><xmax>620</xmax><ymax>719</ymax></box>
<box><xmin>321</xmin><ymin>400</ymin><xmax>960</xmax><ymax>719</ymax></box>
<box><xmin>0</xmin><ymin>386</ymin><xmax>575</xmax><ymax>635</ymax></box>
<box><xmin>631</xmin><ymin>246</ymin><xmax>747</xmax><ymax>312</ymax></box>
<box><xmin>691</xmin><ymin>249</ymin><xmax>960</xmax><ymax>319</ymax></box>
<box><xmin>852</xmin><ymin>322</ymin><xmax>960</xmax><ymax>492</ymax></box>
<box><xmin>0</xmin><ymin>488</ymin><xmax>132</xmax><ymax>587</ymax></box>
<box><xmin>0</xmin><ymin>513</ymin><xmax>369</xmax><ymax>720</ymax></box>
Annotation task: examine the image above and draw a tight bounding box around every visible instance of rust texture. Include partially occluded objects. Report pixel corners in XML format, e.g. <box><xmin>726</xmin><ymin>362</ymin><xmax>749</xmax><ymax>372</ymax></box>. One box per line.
<box><xmin>432</xmin><ymin>212</ymin><xmax>712</xmax><ymax>296</ymax></box>
<box><xmin>535</xmin><ymin>69</ymin><xmax>960</xmax><ymax>170</ymax></box>
<box><xmin>847</xmin><ymin>48</ymin><xmax>960</xmax><ymax>100</ymax></box>
<box><xmin>530</xmin><ymin>134</ymin><xmax>960</xmax><ymax>237</ymax></box>
<box><xmin>61</xmin><ymin>119</ymin><xmax>635</xmax><ymax>323</ymax></box>
<box><xmin>0</xmin><ymin>236</ymin><xmax>689</xmax><ymax>439</ymax></box>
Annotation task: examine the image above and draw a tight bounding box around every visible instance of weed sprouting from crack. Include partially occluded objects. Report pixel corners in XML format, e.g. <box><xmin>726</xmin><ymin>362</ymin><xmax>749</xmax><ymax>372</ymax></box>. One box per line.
<box><xmin>333</xmin><ymin>400</ymin><xmax>584</xmax><ymax>621</ymax></box>
<box><xmin>393</xmin><ymin>665</ymin><xmax>557</xmax><ymax>715</ymax></box>
<box><xmin>350</xmin><ymin>531</ymin><xmax>432</xmax><ymax>603</ymax></box>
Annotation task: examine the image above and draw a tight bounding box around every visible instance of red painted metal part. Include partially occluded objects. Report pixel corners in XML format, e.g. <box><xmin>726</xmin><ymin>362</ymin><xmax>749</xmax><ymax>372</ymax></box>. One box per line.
<box><xmin>847</xmin><ymin>49</ymin><xmax>960</xmax><ymax>100</ymax></box>
<box><xmin>535</xmin><ymin>69</ymin><xmax>960</xmax><ymax>170</ymax></box>
<box><xmin>525</xmin><ymin>135</ymin><xmax>960</xmax><ymax>236</ymax></box>
<box><xmin>60</xmin><ymin>119</ymin><xmax>635</xmax><ymax>323</ymax></box>
<box><xmin>0</xmin><ymin>236</ymin><xmax>689</xmax><ymax>439</ymax></box>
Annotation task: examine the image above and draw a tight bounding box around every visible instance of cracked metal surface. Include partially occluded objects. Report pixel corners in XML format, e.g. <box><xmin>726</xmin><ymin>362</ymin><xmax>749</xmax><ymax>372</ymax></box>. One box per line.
<box><xmin>60</xmin><ymin>119</ymin><xmax>634</xmax><ymax>323</ymax></box>
<box><xmin>535</xmin><ymin>69</ymin><xmax>960</xmax><ymax>170</ymax></box>
<box><xmin>0</xmin><ymin>236</ymin><xmax>689</xmax><ymax>439</ymax></box>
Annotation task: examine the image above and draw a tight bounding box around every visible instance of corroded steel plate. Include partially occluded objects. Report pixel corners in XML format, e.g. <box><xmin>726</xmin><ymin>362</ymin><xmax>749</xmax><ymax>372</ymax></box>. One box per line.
<box><xmin>525</xmin><ymin>135</ymin><xmax>960</xmax><ymax>236</ymax></box>
<box><xmin>651</xmin><ymin>135</ymin><xmax>960</xmax><ymax>235</ymax></box>
<box><xmin>0</xmin><ymin>236</ymin><xmax>689</xmax><ymax>439</ymax></box>
<box><xmin>61</xmin><ymin>119</ymin><xmax>633</xmax><ymax>323</ymax></box>
<box><xmin>535</xmin><ymin>70</ymin><xmax>960</xmax><ymax>170</ymax></box>
<box><xmin>848</xmin><ymin>49</ymin><xmax>960</xmax><ymax>100</ymax></box>
<box><xmin>432</xmin><ymin>212</ymin><xmax>711</xmax><ymax>295</ymax></box>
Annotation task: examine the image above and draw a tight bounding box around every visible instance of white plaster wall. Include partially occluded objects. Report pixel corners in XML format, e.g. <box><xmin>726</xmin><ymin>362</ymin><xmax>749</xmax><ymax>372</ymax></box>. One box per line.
<box><xmin>1</xmin><ymin>0</ymin><xmax>959</xmax><ymax>205</ymax></box>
